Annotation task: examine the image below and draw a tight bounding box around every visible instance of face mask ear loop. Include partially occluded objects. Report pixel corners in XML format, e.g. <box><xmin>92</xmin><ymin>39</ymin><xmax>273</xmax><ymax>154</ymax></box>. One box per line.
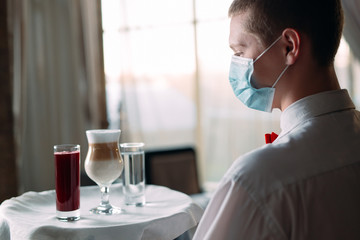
<box><xmin>254</xmin><ymin>36</ymin><xmax>282</xmax><ymax>63</ymax></box>
<box><xmin>271</xmin><ymin>65</ymin><xmax>289</xmax><ymax>88</ymax></box>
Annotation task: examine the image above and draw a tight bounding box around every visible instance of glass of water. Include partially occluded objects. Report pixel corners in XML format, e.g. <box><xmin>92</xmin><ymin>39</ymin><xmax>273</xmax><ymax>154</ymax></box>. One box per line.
<box><xmin>120</xmin><ymin>143</ymin><xmax>146</xmax><ymax>206</ymax></box>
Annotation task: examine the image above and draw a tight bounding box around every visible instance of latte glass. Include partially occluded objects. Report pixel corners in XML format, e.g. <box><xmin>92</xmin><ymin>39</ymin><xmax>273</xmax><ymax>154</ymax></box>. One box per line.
<box><xmin>85</xmin><ymin>129</ymin><xmax>123</xmax><ymax>215</ymax></box>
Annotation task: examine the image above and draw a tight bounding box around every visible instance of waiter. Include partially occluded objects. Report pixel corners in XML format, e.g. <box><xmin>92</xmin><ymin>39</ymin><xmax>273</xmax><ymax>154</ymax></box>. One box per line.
<box><xmin>194</xmin><ymin>0</ymin><xmax>360</xmax><ymax>239</ymax></box>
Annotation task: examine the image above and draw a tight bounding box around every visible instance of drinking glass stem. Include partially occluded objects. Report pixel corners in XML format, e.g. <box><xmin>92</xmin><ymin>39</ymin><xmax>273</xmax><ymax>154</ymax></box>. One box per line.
<box><xmin>100</xmin><ymin>186</ymin><xmax>111</xmax><ymax>207</ymax></box>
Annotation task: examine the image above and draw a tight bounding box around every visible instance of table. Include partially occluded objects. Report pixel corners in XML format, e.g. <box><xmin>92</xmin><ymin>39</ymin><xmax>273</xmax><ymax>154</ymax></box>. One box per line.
<box><xmin>0</xmin><ymin>184</ymin><xmax>204</xmax><ymax>240</ymax></box>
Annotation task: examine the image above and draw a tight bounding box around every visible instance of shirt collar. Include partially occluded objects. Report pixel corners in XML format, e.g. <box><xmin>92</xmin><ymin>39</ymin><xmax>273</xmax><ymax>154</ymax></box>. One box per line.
<box><xmin>280</xmin><ymin>89</ymin><xmax>355</xmax><ymax>133</ymax></box>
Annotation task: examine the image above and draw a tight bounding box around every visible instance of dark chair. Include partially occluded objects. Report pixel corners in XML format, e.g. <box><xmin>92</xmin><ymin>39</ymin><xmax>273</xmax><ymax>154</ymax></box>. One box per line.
<box><xmin>145</xmin><ymin>146</ymin><xmax>201</xmax><ymax>195</ymax></box>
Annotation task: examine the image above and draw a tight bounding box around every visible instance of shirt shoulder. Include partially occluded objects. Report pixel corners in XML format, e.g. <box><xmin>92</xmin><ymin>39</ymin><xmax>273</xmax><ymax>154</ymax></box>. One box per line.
<box><xmin>223</xmin><ymin>143</ymin><xmax>288</xmax><ymax>201</ymax></box>
<box><xmin>225</xmin><ymin>108</ymin><xmax>360</xmax><ymax>202</ymax></box>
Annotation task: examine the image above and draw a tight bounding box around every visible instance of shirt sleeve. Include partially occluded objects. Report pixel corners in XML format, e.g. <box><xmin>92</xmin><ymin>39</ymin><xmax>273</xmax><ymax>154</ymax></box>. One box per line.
<box><xmin>193</xmin><ymin>178</ymin><xmax>285</xmax><ymax>240</ymax></box>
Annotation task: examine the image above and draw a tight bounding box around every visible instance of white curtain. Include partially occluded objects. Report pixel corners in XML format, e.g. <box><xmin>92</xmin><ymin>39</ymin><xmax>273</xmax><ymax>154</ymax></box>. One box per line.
<box><xmin>103</xmin><ymin>0</ymin><xmax>198</xmax><ymax>149</ymax></box>
<box><xmin>12</xmin><ymin>0</ymin><xmax>106</xmax><ymax>193</ymax></box>
<box><xmin>342</xmin><ymin>0</ymin><xmax>360</xmax><ymax>61</ymax></box>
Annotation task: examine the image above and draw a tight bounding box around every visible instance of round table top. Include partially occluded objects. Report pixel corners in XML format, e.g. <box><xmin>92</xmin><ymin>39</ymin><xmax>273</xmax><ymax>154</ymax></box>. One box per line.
<box><xmin>0</xmin><ymin>184</ymin><xmax>203</xmax><ymax>240</ymax></box>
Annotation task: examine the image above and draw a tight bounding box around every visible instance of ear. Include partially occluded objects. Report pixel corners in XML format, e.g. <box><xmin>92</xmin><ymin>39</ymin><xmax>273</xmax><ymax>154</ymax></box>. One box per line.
<box><xmin>282</xmin><ymin>28</ymin><xmax>300</xmax><ymax>65</ymax></box>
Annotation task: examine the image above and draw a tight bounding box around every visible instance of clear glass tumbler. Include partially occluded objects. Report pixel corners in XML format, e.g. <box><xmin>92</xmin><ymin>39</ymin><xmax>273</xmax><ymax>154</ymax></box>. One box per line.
<box><xmin>120</xmin><ymin>143</ymin><xmax>146</xmax><ymax>206</ymax></box>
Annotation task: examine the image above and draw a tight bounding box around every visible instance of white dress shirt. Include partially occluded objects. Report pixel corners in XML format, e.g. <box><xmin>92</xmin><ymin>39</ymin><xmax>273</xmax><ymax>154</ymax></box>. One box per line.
<box><xmin>194</xmin><ymin>89</ymin><xmax>360</xmax><ymax>240</ymax></box>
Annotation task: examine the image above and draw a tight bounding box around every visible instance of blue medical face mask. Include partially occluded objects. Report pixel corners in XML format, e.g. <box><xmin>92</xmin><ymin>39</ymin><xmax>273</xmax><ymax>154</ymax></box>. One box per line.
<box><xmin>229</xmin><ymin>36</ymin><xmax>289</xmax><ymax>112</ymax></box>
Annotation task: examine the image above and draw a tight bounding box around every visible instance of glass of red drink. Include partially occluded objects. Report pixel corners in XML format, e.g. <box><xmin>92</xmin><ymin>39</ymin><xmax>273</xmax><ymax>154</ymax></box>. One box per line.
<box><xmin>54</xmin><ymin>144</ymin><xmax>80</xmax><ymax>221</ymax></box>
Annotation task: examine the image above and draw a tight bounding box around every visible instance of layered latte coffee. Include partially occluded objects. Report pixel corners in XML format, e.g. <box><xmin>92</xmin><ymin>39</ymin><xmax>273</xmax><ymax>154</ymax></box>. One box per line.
<box><xmin>85</xmin><ymin>130</ymin><xmax>123</xmax><ymax>186</ymax></box>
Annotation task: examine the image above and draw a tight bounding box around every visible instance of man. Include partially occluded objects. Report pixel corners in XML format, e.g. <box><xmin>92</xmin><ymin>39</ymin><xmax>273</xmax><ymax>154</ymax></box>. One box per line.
<box><xmin>193</xmin><ymin>0</ymin><xmax>360</xmax><ymax>239</ymax></box>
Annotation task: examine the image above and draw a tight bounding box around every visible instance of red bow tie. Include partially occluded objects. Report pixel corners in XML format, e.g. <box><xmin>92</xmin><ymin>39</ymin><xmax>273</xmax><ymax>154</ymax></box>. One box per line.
<box><xmin>265</xmin><ymin>132</ymin><xmax>278</xmax><ymax>144</ymax></box>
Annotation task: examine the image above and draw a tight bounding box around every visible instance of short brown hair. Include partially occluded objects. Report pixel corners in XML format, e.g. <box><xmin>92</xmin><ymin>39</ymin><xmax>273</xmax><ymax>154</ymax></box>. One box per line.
<box><xmin>229</xmin><ymin>0</ymin><xmax>344</xmax><ymax>66</ymax></box>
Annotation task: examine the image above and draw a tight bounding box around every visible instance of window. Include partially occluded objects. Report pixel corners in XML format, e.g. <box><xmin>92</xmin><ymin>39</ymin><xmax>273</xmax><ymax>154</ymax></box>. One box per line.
<box><xmin>102</xmin><ymin>0</ymin><xmax>360</xmax><ymax>188</ymax></box>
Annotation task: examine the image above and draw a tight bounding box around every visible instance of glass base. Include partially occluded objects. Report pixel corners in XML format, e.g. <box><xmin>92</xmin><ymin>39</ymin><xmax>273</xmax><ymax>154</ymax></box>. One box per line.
<box><xmin>56</xmin><ymin>209</ymin><xmax>80</xmax><ymax>222</ymax></box>
<box><xmin>89</xmin><ymin>204</ymin><xmax>122</xmax><ymax>215</ymax></box>
<box><xmin>125</xmin><ymin>195</ymin><xmax>146</xmax><ymax>207</ymax></box>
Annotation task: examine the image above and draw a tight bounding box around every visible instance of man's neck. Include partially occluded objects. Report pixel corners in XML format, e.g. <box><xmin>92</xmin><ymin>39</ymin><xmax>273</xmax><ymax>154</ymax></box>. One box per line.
<box><xmin>278</xmin><ymin>63</ymin><xmax>341</xmax><ymax>111</ymax></box>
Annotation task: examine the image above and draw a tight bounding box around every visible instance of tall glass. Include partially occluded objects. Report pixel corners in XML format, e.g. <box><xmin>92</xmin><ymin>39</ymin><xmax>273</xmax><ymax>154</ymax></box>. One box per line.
<box><xmin>54</xmin><ymin>144</ymin><xmax>80</xmax><ymax>221</ymax></box>
<box><xmin>120</xmin><ymin>143</ymin><xmax>146</xmax><ymax>206</ymax></box>
<box><xmin>85</xmin><ymin>129</ymin><xmax>123</xmax><ymax>214</ymax></box>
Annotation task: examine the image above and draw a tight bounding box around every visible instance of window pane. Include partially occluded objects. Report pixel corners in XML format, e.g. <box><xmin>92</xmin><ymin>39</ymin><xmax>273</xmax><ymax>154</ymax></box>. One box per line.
<box><xmin>118</xmin><ymin>0</ymin><xmax>193</xmax><ymax>28</ymax></box>
<box><xmin>196</xmin><ymin>0</ymin><xmax>233</xmax><ymax>21</ymax></box>
<box><xmin>101</xmin><ymin>0</ymin><xmax>122</xmax><ymax>31</ymax></box>
<box><xmin>104</xmin><ymin>11</ymin><xmax>197</xmax><ymax>148</ymax></box>
<box><xmin>103</xmin><ymin>31</ymin><xmax>123</xmax><ymax>78</ymax></box>
<box><xmin>123</xmin><ymin>26</ymin><xmax>196</xmax><ymax>76</ymax></box>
